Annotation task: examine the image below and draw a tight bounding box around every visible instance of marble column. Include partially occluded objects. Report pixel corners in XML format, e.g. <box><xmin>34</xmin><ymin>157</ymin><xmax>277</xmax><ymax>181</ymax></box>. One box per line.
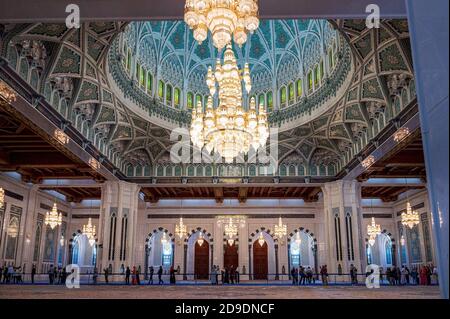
<box><xmin>98</xmin><ymin>181</ymin><xmax>140</xmax><ymax>276</ymax></box>
<box><xmin>322</xmin><ymin>180</ymin><xmax>364</xmax><ymax>276</ymax></box>
<box><xmin>406</xmin><ymin>0</ymin><xmax>449</xmax><ymax>298</ymax></box>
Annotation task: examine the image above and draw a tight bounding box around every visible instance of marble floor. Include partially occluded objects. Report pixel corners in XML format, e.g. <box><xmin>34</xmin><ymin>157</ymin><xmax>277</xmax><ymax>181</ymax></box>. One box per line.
<box><xmin>0</xmin><ymin>284</ymin><xmax>441</xmax><ymax>299</ymax></box>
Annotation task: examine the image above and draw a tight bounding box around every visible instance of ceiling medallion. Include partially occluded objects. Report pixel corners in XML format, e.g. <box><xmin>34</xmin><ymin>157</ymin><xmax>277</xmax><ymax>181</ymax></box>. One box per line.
<box><xmin>82</xmin><ymin>217</ymin><xmax>96</xmax><ymax>246</ymax></box>
<box><xmin>361</xmin><ymin>155</ymin><xmax>376</xmax><ymax>169</ymax></box>
<box><xmin>0</xmin><ymin>81</ymin><xmax>17</xmax><ymax>103</ymax></box>
<box><xmin>44</xmin><ymin>203</ymin><xmax>62</xmax><ymax>230</ymax></box>
<box><xmin>0</xmin><ymin>187</ymin><xmax>5</xmax><ymax>208</ymax></box>
<box><xmin>184</xmin><ymin>0</ymin><xmax>259</xmax><ymax>49</ymax></box>
<box><xmin>273</xmin><ymin>217</ymin><xmax>287</xmax><ymax>241</ymax></box>
<box><xmin>367</xmin><ymin>217</ymin><xmax>381</xmax><ymax>246</ymax></box>
<box><xmin>401</xmin><ymin>201</ymin><xmax>420</xmax><ymax>229</ymax></box>
<box><xmin>393</xmin><ymin>127</ymin><xmax>410</xmax><ymax>143</ymax></box>
<box><xmin>190</xmin><ymin>44</ymin><xmax>269</xmax><ymax>163</ymax></box>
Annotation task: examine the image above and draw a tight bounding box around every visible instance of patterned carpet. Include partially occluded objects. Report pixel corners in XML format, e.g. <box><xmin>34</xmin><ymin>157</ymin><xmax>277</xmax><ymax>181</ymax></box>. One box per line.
<box><xmin>0</xmin><ymin>284</ymin><xmax>441</xmax><ymax>299</ymax></box>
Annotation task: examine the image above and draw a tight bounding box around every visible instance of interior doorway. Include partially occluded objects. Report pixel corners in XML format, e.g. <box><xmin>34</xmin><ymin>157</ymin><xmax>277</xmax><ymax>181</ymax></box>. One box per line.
<box><xmin>195</xmin><ymin>241</ymin><xmax>210</xmax><ymax>279</ymax></box>
<box><xmin>224</xmin><ymin>243</ymin><xmax>238</xmax><ymax>270</ymax></box>
<box><xmin>253</xmin><ymin>241</ymin><xmax>268</xmax><ymax>280</ymax></box>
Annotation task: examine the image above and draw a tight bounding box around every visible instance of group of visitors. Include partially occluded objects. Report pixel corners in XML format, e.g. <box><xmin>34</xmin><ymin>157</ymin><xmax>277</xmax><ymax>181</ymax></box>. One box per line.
<box><xmin>47</xmin><ymin>264</ymin><xmax>68</xmax><ymax>285</ymax></box>
<box><xmin>383</xmin><ymin>264</ymin><xmax>437</xmax><ymax>285</ymax></box>
<box><xmin>0</xmin><ymin>264</ymin><xmax>25</xmax><ymax>284</ymax></box>
<box><xmin>210</xmin><ymin>265</ymin><xmax>240</xmax><ymax>285</ymax></box>
<box><xmin>290</xmin><ymin>266</ymin><xmax>315</xmax><ymax>285</ymax></box>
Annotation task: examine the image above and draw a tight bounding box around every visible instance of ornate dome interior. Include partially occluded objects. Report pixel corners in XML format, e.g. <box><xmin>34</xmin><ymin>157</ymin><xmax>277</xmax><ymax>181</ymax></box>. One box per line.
<box><xmin>1</xmin><ymin>19</ymin><xmax>415</xmax><ymax>179</ymax></box>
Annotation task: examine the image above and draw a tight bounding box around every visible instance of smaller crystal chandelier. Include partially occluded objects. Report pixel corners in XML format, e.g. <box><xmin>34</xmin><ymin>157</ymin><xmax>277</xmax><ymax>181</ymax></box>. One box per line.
<box><xmin>161</xmin><ymin>232</ymin><xmax>168</xmax><ymax>245</ymax></box>
<box><xmin>45</xmin><ymin>203</ymin><xmax>62</xmax><ymax>230</ymax></box>
<box><xmin>224</xmin><ymin>217</ymin><xmax>238</xmax><ymax>246</ymax></box>
<box><xmin>0</xmin><ymin>80</ymin><xmax>17</xmax><ymax>103</ymax></box>
<box><xmin>175</xmin><ymin>217</ymin><xmax>188</xmax><ymax>239</ymax></box>
<box><xmin>294</xmin><ymin>231</ymin><xmax>302</xmax><ymax>246</ymax></box>
<box><xmin>274</xmin><ymin>217</ymin><xmax>287</xmax><ymax>241</ymax></box>
<box><xmin>197</xmin><ymin>232</ymin><xmax>205</xmax><ymax>246</ymax></box>
<box><xmin>401</xmin><ymin>202</ymin><xmax>420</xmax><ymax>229</ymax></box>
<box><xmin>82</xmin><ymin>218</ymin><xmax>96</xmax><ymax>246</ymax></box>
<box><xmin>0</xmin><ymin>187</ymin><xmax>5</xmax><ymax>208</ymax></box>
<box><xmin>367</xmin><ymin>217</ymin><xmax>381</xmax><ymax>246</ymax></box>
<box><xmin>7</xmin><ymin>221</ymin><xmax>19</xmax><ymax>238</ymax></box>
<box><xmin>258</xmin><ymin>232</ymin><xmax>265</xmax><ymax>247</ymax></box>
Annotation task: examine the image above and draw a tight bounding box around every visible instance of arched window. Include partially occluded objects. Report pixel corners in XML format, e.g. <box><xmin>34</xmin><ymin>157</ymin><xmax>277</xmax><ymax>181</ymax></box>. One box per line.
<box><xmin>126</xmin><ymin>49</ymin><xmax>132</xmax><ymax>72</ymax></box>
<box><xmin>136</xmin><ymin>62</ymin><xmax>141</xmax><ymax>82</ymax></box>
<box><xmin>148</xmin><ymin>231</ymin><xmax>174</xmax><ymax>269</ymax></box>
<box><xmin>267</xmin><ymin>91</ymin><xmax>273</xmax><ymax>111</ymax></box>
<box><xmin>72</xmin><ymin>234</ymin><xmax>96</xmax><ymax>268</ymax></box>
<box><xmin>307</xmin><ymin>71</ymin><xmax>313</xmax><ymax>92</ymax></box>
<box><xmin>166</xmin><ymin>84</ymin><xmax>173</xmax><ymax>106</ymax></box>
<box><xmin>280</xmin><ymin>86</ymin><xmax>287</xmax><ymax>106</ymax></box>
<box><xmin>296</xmin><ymin>79</ymin><xmax>303</xmax><ymax>98</ymax></box>
<box><xmin>314</xmin><ymin>64</ymin><xmax>320</xmax><ymax>87</ymax></box>
<box><xmin>288</xmin><ymin>83</ymin><xmax>295</xmax><ymax>104</ymax></box>
<box><xmin>158</xmin><ymin>80</ymin><xmax>164</xmax><ymax>99</ymax></box>
<box><xmin>187</xmin><ymin>92</ymin><xmax>194</xmax><ymax>109</ymax></box>
<box><xmin>195</xmin><ymin>94</ymin><xmax>203</xmax><ymax>108</ymax></box>
<box><xmin>258</xmin><ymin>94</ymin><xmax>265</xmax><ymax>108</ymax></box>
<box><xmin>139</xmin><ymin>66</ymin><xmax>146</xmax><ymax>87</ymax></box>
<box><xmin>147</xmin><ymin>71</ymin><xmax>153</xmax><ymax>93</ymax></box>
<box><xmin>289</xmin><ymin>231</ymin><xmax>315</xmax><ymax>269</ymax></box>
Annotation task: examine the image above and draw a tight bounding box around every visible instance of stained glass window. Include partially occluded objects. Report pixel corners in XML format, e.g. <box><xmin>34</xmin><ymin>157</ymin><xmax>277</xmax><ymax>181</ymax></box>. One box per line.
<box><xmin>258</xmin><ymin>94</ymin><xmax>265</xmax><ymax>107</ymax></box>
<box><xmin>174</xmin><ymin>88</ymin><xmax>180</xmax><ymax>107</ymax></box>
<box><xmin>314</xmin><ymin>64</ymin><xmax>320</xmax><ymax>87</ymax></box>
<box><xmin>166</xmin><ymin>84</ymin><xmax>173</xmax><ymax>105</ymax></box>
<box><xmin>187</xmin><ymin>92</ymin><xmax>194</xmax><ymax>109</ymax></box>
<box><xmin>308</xmin><ymin>71</ymin><xmax>313</xmax><ymax>91</ymax></box>
<box><xmin>139</xmin><ymin>66</ymin><xmax>146</xmax><ymax>87</ymax></box>
<box><xmin>126</xmin><ymin>49</ymin><xmax>132</xmax><ymax>72</ymax></box>
<box><xmin>280</xmin><ymin>87</ymin><xmax>287</xmax><ymax>105</ymax></box>
<box><xmin>158</xmin><ymin>80</ymin><xmax>164</xmax><ymax>99</ymax></box>
<box><xmin>147</xmin><ymin>72</ymin><xmax>153</xmax><ymax>93</ymax></box>
<box><xmin>267</xmin><ymin>91</ymin><xmax>273</xmax><ymax>111</ymax></box>
<box><xmin>296</xmin><ymin>79</ymin><xmax>302</xmax><ymax>97</ymax></box>
<box><xmin>288</xmin><ymin>83</ymin><xmax>294</xmax><ymax>103</ymax></box>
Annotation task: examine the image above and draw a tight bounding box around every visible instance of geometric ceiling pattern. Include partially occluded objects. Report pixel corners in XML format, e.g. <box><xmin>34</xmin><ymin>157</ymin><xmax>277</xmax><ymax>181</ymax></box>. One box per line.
<box><xmin>123</xmin><ymin>19</ymin><xmax>336</xmax><ymax>94</ymax></box>
<box><xmin>0</xmin><ymin>19</ymin><xmax>415</xmax><ymax>178</ymax></box>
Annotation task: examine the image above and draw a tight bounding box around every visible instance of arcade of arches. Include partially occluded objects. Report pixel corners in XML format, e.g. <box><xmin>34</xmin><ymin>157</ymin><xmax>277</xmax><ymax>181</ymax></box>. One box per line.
<box><xmin>0</xmin><ymin>14</ymin><xmax>444</xmax><ymax>293</ymax></box>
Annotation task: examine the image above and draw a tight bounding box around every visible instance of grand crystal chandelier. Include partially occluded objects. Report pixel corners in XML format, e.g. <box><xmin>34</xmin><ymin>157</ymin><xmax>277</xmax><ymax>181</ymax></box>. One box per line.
<box><xmin>175</xmin><ymin>217</ymin><xmax>188</xmax><ymax>239</ymax></box>
<box><xmin>367</xmin><ymin>217</ymin><xmax>381</xmax><ymax>246</ymax></box>
<box><xmin>45</xmin><ymin>203</ymin><xmax>62</xmax><ymax>230</ymax></box>
<box><xmin>82</xmin><ymin>218</ymin><xmax>96</xmax><ymax>246</ymax></box>
<box><xmin>274</xmin><ymin>217</ymin><xmax>287</xmax><ymax>241</ymax></box>
<box><xmin>184</xmin><ymin>0</ymin><xmax>259</xmax><ymax>49</ymax></box>
<box><xmin>401</xmin><ymin>202</ymin><xmax>420</xmax><ymax>229</ymax></box>
<box><xmin>190</xmin><ymin>44</ymin><xmax>269</xmax><ymax>163</ymax></box>
<box><xmin>0</xmin><ymin>187</ymin><xmax>5</xmax><ymax>208</ymax></box>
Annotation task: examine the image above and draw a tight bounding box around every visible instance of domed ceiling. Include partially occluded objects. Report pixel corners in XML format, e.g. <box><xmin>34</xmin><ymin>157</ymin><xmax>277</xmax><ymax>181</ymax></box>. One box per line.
<box><xmin>122</xmin><ymin>19</ymin><xmax>337</xmax><ymax>95</ymax></box>
<box><xmin>1</xmin><ymin>19</ymin><xmax>415</xmax><ymax>179</ymax></box>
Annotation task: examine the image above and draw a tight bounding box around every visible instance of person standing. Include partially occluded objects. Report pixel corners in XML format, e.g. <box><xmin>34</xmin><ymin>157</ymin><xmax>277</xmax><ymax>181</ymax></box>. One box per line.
<box><xmin>0</xmin><ymin>265</ymin><xmax>2</xmax><ymax>284</ymax></box>
<box><xmin>169</xmin><ymin>266</ymin><xmax>176</xmax><ymax>285</ymax></box>
<box><xmin>131</xmin><ymin>266</ymin><xmax>137</xmax><ymax>285</ymax></box>
<box><xmin>125</xmin><ymin>266</ymin><xmax>131</xmax><ymax>285</ymax></box>
<box><xmin>158</xmin><ymin>266</ymin><xmax>163</xmax><ymax>285</ymax></box>
<box><xmin>320</xmin><ymin>265</ymin><xmax>328</xmax><ymax>286</ymax></box>
<box><xmin>103</xmin><ymin>267</ymin><xmax>109</xmax><ymax>284</ymax></box>
<box><xmin>31</xmin><ymin>264</ymin><xmax>36</xmax><ymax>284</ymax></box>
<box><xmin>230</xmin><ymin>266</ymin><xmax>235</xmax><ymax>285</ymax></box>
<box><xmin>148</xmin><ymin>266</ymin><xmax>154</xmax><ymax>285</ymax></box>
<box><xmin>211</xmin><ymin>266</ymin><xmax>217</xmax><ymax>285</ymax></box>
<box><xmin>136</xmin><ymin>268</ymin><xmax>141</xmax><ymax>285</ymax></box>
<box><xmin>93</xmin><ymin>267</ymin><xmax>98</xmax><ymax>285</ymax></box>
